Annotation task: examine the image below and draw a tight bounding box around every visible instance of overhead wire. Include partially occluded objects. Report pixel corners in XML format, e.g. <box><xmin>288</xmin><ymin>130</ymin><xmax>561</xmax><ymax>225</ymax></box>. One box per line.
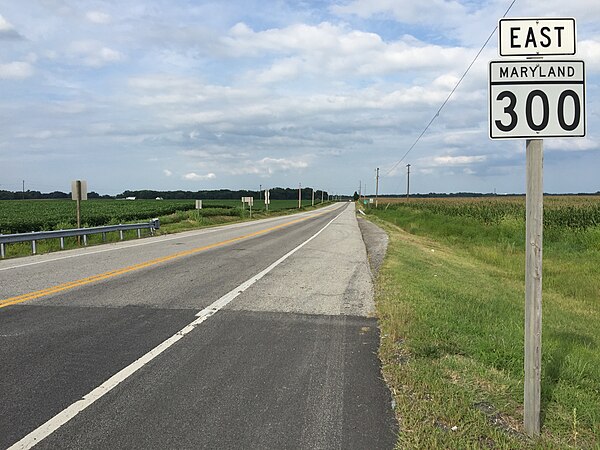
<box><xmin>382</xmin><ymin>0</ymin><xmax>518</xmax><ymax>178</ymax></box>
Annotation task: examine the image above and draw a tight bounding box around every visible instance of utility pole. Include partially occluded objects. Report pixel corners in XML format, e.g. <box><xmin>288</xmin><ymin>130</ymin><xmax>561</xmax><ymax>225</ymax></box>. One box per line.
<box><xmin>298</xmin><ymin>183</ymin><xmax>302</xmax><ymax>209</ymax></box>
<box><xmin>359</xmin><ymin>180</ymin><xmax>362</xmax><ymax>200</ymax></box>
<box><xmin>311</xmin><ymin>188</ymin><xmax>314</xmax><ymax>206</ymax></box>
<box><xmin>375</xmin><ymin>167</ymin><xmax>379</xmax><ymax>208</ymax></box>
<box><xmin>22</xmin><ymin>180</ymin><xmax>25</xmax><ymax>200</ymax></box>
<box><xmin>406</xmin><ymin>164</ymin><xmax>411</xmax><ymax>201</ymax></box>
<box><xmin>321</xmin><ymin>190</ymin><xmax>324</xmax><ymax>204</ymax></box>
<box><xmin>259</xmin><ymin>184</ymin><xmax>262</xmax><ymax>201</ymax></box>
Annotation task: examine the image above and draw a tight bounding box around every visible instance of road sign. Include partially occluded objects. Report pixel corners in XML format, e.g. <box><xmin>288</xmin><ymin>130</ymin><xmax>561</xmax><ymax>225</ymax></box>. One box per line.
<box><xmin>499</xmin><ymin>18</ymin><xmax>576</xmax><ymax>56</ymax></box>
<box><xmin>71</xmin><ymin>180</ymin><xmax>87</xmax><ymax>201</ymax></box>
<box><xmin>489</xmin><ymin>60</ymin><xmax>585</xmax><ymax>139</ymax></box>
<box><xmin>264</xmin><ymin>190</ymin><xmax>270</xmax><ymax>205</ymax></box>
<box><xmin>241</xmin><ymin>196</ymin><xmax>253</xmax><ymax>206</ymax></box>
<box><xmin>195</xmin><ymin>200</ymin><xmax>202</xmax><ymax>209</ymax></box>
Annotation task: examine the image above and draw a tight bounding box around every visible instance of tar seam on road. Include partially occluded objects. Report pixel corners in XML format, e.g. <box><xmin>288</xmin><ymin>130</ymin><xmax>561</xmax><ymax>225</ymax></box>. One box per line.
<box><xmin>6</xmin><ymin>207</ymin><xmax>346</xmax><ymax>450</ymax></box>
<box><xmin>0</xmin><ymin>209</ymin><xmax>333</xmax><ymax>309</ymax></box>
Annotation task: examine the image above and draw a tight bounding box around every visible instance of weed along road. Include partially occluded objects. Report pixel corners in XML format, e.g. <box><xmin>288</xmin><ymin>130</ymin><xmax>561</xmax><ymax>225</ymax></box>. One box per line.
<box><xmin>0</xmin><ymin>203</ymin><xmax>397</xmax><ymax>449</ymax></box>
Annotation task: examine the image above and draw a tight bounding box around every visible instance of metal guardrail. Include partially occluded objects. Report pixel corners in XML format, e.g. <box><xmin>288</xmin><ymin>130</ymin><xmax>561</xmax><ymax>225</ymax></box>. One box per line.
<box><xmin>0</xmin><ymin>219</ymin><xmax>160</xmax><ymax>258</ymax></box>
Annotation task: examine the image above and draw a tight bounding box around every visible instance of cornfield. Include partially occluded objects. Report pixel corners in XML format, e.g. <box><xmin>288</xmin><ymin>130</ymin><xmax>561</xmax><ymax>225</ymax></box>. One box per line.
<box><xmin>374</xmin><ymin>196</ymin><xmax>600</xmax><ymax>230</ymax></box>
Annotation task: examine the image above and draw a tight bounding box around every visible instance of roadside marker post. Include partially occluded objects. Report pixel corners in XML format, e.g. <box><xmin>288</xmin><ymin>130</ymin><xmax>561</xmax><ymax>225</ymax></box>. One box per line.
<box><xmin>489</xmin><ymin>17</ymin><xmax>585</xmax><ymax>438</ymax></box>
<box><xmin>265</xmin><ymin>189</ymin><xmax>270</xmax><ymax>212</ymax></box>
<box><xmin>71</xmin><ymin>180</ymin><xmax>87</xmax><ymax>245</ymax></box>
<box><xmin>241</xmin><ymin>197</ymin><xmax>254</xmax><ymax>218</ymax></box>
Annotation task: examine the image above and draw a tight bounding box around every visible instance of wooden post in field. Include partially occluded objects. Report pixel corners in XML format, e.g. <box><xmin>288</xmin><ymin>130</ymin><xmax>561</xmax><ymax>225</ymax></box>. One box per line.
<box><xmin>76</xmin><ymin>180</ymin><xmax>82</xmax><ymax>229</ymax></box>
<box><xmin>524</xmin><ymin>138</ymin><xmax>543</xmax><ymax>437</ymax></box>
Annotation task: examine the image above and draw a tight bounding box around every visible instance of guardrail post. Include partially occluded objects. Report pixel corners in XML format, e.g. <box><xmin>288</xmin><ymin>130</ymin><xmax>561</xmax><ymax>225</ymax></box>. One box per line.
<box><xmin>1</xmin><ymin>242</ymin><xmax>5</xmax><ymax>259</ymax></box>
<box><xmin>102</xmin><ymin>232</ymin><xmax>106</xmax><ymax>242</ymax></box>
<box><xmin>137</xmin><ymin>229</ymin><xmax>141</xmax><ymax>239</ymax></box>
<box><xmin>83</xmin><ymin>235</ymin><xmax>88</xmax><ymax>246</ymax></box>
<box><xmin>60</xmin><ymin>236</ymin><xmax>64</xmax><ymax>250</ymax></box>
<box><xmin>32</xmin><ymin>240</ymin><xmax>37</xmax><ymax>255</ymax></box>
<box><xmin>119</xmin><ymin>227</ymin><xmax>124</xmax><ymax>241</ymax></box>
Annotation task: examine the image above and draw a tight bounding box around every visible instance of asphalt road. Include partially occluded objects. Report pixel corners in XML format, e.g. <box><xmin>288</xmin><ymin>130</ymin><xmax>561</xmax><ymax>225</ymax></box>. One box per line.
<box><xmin>0</xmin><ymin>203</ymin><xmax>397</xmax><ymax>449</ymax></box>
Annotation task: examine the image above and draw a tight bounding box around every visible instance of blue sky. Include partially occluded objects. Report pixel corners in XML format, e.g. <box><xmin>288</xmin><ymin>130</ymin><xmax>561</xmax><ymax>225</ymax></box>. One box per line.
<box><xmin>1</xmin><ymin>0</ymin><xmax>599</xmax><ymax>195</ymax></box>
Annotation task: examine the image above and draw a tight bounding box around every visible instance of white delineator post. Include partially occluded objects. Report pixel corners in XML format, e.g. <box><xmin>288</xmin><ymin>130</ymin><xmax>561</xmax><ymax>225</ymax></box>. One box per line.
<box><xmin>524</xmin><ymin>138</ymin><xmax>543</xmax><ymax>437</ymax></box>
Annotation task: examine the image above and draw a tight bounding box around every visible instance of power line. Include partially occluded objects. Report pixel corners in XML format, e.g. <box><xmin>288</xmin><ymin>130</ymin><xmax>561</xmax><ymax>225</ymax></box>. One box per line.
<box><xmin>383</xmin><ymin>0</ymin><xmax>518</xmax><ymax>178</ymax></box>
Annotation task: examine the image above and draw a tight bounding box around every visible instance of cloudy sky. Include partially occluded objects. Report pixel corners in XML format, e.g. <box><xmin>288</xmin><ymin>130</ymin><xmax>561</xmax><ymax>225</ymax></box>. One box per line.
<box><xmin>1</xmin><ymin>0</ymin><xmax>599</xmax><ymax>195</ymax></box>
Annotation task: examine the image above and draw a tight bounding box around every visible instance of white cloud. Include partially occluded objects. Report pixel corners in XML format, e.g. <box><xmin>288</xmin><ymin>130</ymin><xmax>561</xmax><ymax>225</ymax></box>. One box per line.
<box><xmin>183</xmin><ymin>172</ymin><xmax>217</xmax><ymax>181</ymax></box>
<box><xmin>0</xmin><ymin>14</ymin><xmax>13</xmax><ymax>31</ymax></box>
<box><xmin>229</xmin><ymin>157</ymin><xmax>310</xmax><ymax>176</ymax></box>
<box><xmin>15</xmin><ymin>130</ymin><xmax>69</xmax><ymax>139</ymax></box>
<box><xmin>223</xmin><ymin>22</ymin><xmax>473</xmax><ymax>82</ymax></box>
<box><xmin>579</xmin><ymin>39</ymin><xmax>600</xmax><ymax>72</ymax></box>
<box><xmin>163</xmin><ymin>169</ymin><xmax>173</xmax><ymax>177</ymax></box>
<box><xmin>332</xmin><ymin>0</ymin><xmax>467</xmax><ymax>26</ymax></box>
<box><xmin>426</xmin><ymin>155</ymin><xmax>487</xmax><ymax>167</ymax></box>
<box><xmin>0</xmin><ymin>14</ymin><xmax>23</xmax><ymax>39</ymax></box>
<box><xmin>545</xmin><ymin>138</ymin><xmax>598</xmax><ymax>152</ymax></box>
<box><xmin>67</xmin><ymin>41</ymin><xmax>123</xmax><ymax>67</ymax></box>
<box><xmin>0</xmin><ymin>61</ymin><xmax>34</xmax><ymax>79</ymax></box>
<box><xmin>85</xmin><ymin>11</ymin><xmax>111</xmax><ymax>24</ymax></box>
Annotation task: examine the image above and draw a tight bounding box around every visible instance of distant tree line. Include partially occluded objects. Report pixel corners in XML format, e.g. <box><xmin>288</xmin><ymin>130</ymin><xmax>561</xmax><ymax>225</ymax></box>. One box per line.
<box><xmin>3</xmin><ymin>188</ymin><xmax>599</xmax><ymax>201</ymax></box>
<box><xmin>0</xmin><ymin>187</ymin><xmax>329</xmax><ymax>201</ymax></box>
<box><xmin>0</xmin><ymin>190</ymin><xmax>109</xmax><ymax>200</ymax></box>
<box><xmin>115</xmin><ymin>188</ymin><xmax>329</xmax><ymax>200</ymax></box>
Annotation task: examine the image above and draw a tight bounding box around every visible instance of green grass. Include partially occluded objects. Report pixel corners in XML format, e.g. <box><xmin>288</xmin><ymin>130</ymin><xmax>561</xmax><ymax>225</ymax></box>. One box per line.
<box><xmin>366</xmin><ymin>202</ymin><xmax>600</xmax><ymax>449</ymax></box>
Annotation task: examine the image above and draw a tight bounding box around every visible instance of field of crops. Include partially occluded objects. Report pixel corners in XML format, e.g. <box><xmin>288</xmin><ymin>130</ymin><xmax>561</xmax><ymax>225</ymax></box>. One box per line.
<box><xmin>0</xmin><ymin>198</ymin><xmax>317</xmax><ymax>234</ymax></box>
<box><xmin>375</xmin><ymin>195</ymin><xmax>600</xmax><ymax>230</ymax></box>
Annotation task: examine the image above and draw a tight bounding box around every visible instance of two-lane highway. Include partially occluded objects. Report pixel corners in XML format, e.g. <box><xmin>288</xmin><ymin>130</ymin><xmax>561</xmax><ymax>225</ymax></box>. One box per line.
<box><xmin>0</xmin><ymin>203</ymin><xmax>397</xmax><ymax>449</ymax></box>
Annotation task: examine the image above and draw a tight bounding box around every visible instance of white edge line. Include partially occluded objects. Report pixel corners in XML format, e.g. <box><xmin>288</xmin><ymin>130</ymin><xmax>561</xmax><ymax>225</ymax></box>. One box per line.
<box><xmin>7</xmin><ymin>206</ymin><xmax>345</xmax><ymax>450</ymax></box>
<box><xmin>0</xmin><ymin>204</ymin><xmax>340</xmax><ymax>272</ymax></box>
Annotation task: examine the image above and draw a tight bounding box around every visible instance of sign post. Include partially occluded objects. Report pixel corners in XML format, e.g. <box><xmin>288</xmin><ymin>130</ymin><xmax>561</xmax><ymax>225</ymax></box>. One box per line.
<box><xmin>242</xmin><ymin>196</ymin><xmax>253</xmax><ymax>218</ymax></box>
<box><xmin>489</xmin><ymin>17</ymin><xmax>584</xmax><ymax>438</ymax></box>
<box><xmin>524</xmin><ymin>138</ymin><xmax>543</xmax><ymax>436</ymax></box>
<box><xmin>265</xmin><ymin>189</ymin><xmax>270</xmax><ymax>212</ymax></box>
<box><xmin>71</xmin><ymin>179</ymin><xmax>87</xmax><ymax>232</ymax></box>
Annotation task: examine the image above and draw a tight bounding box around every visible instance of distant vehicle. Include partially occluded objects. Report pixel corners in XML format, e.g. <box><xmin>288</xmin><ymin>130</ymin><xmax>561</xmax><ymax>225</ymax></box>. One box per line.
<box><xmin>126</xmin><ymin>197</ymin><xmax>136</xmax><ymax>200</ymax></box>
<box><xmin>156</xmin><ymin>197</ymin><xmax>163</xmax><ymax>200</ymax></box>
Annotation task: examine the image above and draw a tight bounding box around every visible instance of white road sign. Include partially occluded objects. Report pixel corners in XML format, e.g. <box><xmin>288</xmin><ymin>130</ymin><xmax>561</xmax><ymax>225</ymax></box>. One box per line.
<box><xmin>499</xmin><ymin>18</ymin><xmax>576</xmax><ymax>56</ymax></box>
<box><xmin>71</xmin><ymin>180</ymin><xmax>87</xmax><ymax>200</ymax></box>
<box><xmin>489</xmin><ymin>60</ymin><xmax>585</xmax><ymax>139</ymax></box>
<box><xmin>242</xmin><ymin>196</ymin><xmax>253</xmax><ymax>206</ymax></box>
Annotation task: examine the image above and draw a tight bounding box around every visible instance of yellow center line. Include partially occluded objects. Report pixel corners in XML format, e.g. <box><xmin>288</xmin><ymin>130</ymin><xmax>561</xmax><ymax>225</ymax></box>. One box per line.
<box><xmin>0</xmin><ymin>211</ymin><xmax>327</xmax><ymax>309</ymax></box>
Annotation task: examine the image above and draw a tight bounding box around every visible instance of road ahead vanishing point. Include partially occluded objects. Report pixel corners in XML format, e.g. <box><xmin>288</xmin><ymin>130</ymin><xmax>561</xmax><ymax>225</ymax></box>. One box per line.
<box><xmin>0</xmin><ymin>203</ymin><xmax>397</xmax><ymax>449</ymax></box>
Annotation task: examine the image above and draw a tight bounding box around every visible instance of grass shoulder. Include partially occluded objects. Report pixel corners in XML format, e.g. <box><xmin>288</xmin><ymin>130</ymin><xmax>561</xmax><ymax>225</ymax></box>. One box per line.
<box><xmin>366</xmin><ymin>210</ymin><xmax>599</xmax><ymax>449</ymax></box>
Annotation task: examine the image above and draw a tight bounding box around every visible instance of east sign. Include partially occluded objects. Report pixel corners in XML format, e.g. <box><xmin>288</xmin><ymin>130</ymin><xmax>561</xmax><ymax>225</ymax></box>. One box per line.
<box><xmin>499</xmin><ymin>18</ymin><xmax>576</xmax><ymax>56</ymax></box>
